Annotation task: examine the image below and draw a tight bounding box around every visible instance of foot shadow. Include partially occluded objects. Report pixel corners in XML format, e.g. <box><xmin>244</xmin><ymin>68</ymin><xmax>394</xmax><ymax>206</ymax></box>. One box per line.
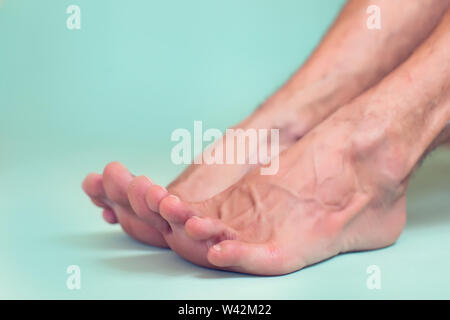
<box><xmin>60</xmin><ymin>231</ymin><xmax>246</xmax><ymax>278</ymax></box>
<box><xmin>57</xmin><ymin>230</ymin><xmax>154</xmax><ymax>252</ymax></box>
<box><xmin>101</xmin><ymin>252</ymin><xmax>195</xmax><ymax>276</ymax></box>
<box><xmin>101</xmin><ymin>252</ymin><xmax>248</xmax><ymax>279</ymax></box>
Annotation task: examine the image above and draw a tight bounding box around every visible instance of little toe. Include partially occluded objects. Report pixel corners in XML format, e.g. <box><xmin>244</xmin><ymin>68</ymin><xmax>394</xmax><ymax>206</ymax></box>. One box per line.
<box><xmin>128</xmin><ymin>176</ymin><xmax>171</xmax><ymax>234</ymax></box>
<box><xmin>185</xmin><ymin>216</ymin><xmax>235</xmax><ymax>241</ymax></box>
<box><xmin>145</xmin><ymin>184</ymin><xmax>169</xmax><ymax>212</ymax></box>
<box><xmin>102</xmin><ymin>161</ymin><xmax>134</xmax><ymax>206</ymax></box>
<box><xmin>159</xmin><ymin>195</ymin><xmax>194</xmax><ymax>224</ymax></box>
<box><xmin>207</xmin><ymin>240</ymin><xmax>288</xmax><ymax>275</ymax></box>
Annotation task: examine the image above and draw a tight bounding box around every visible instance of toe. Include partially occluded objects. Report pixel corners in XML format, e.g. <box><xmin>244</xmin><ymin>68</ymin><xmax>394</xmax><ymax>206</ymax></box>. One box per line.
<box><xmin>185</xmin><ymin>216</ymin><xmax>235</xmax><ymax>241</ymax></box>
<box><xmin>102</xmin><ymin>208</ymin><xmax>118</xmax><ymax>224</ymax></box>
<box><xmin>159</xmin><ymin>195</ymin><xmax>194</xmax><ymax>224</ymax></box>
<box><xmin>102</xmin><ymin>161</ymin><xmax>134</xmax><ymax>206</ymax></box>
<box><xmin>145</xmin><ymin>184</ymin><xmax>169</xmax><ymax>212</ymax></box>
<box><xmin>114</xmin><ymin>206</ymin><xmax>168</xmax><ymax>248</ymax></box>
<box><xmin>207</xmin><ymin>240</ymin><xmax>290</xmax><ymax>275</ymax></box>
<box><xmin>128</xmin><ymin>176</ymin><xmax>171</xmax><ymax>233</ymax></box>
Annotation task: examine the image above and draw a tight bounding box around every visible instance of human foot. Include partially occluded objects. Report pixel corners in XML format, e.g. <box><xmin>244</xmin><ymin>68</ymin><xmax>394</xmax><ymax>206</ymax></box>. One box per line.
<box><xmin>134</xmin><ymin>111</ymin><xmax>411</xmax><ymax>274</ymax></box>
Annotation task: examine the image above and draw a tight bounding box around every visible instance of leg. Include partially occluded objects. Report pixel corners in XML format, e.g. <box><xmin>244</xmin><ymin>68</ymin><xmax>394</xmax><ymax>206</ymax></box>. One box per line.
<box><xmin>154</xmin><ymin>8</ymin><xmax>450</xmax><ymax>274</ymax></box>
<box><xmin>168</xmin><ymin>0</ymin><xmax>450</xmax><ymax>201</ymax></box>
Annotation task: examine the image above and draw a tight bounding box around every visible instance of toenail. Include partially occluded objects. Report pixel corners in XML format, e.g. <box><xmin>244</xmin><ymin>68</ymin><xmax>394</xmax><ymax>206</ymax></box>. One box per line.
<box><xmin>213</xmin><ymin>244</ymin><xmax>221</xmax><ymax>251</ymax></box>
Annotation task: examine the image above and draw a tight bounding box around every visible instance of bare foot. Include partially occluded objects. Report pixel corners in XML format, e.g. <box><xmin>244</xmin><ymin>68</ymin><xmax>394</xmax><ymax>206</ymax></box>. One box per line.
<box><xmin>82</xmin><ymin>82</ymin><xmax>345</xmax><ymax>247</ymax></box>
<box><xmin>134</xmin><ymin>108</ymin><xmax>412</xmax><ymax>274</ymax></box>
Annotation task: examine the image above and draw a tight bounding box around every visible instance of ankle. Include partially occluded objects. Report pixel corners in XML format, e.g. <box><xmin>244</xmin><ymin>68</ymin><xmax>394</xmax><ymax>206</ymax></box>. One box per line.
<box><xmin>347</xmin><ymin>109</ymin><xmax>411</xmax><ymax>189</ymax></box>
<box><xmin>344</xmin><ymin>90</ymin><xmax>450</xmax><ymax>188</ymax></box>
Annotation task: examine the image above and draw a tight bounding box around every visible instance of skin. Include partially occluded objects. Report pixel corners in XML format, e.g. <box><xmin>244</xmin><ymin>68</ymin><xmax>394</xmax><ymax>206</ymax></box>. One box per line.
<box><xmin>82</xmin><ymin>0</ymin><xmax>449</xmax><ymax>248</ymax></box>
<box><xmin>128</xmin><ymin>8</ymin><xmax>450</xmax><ymax>275</ymax></box>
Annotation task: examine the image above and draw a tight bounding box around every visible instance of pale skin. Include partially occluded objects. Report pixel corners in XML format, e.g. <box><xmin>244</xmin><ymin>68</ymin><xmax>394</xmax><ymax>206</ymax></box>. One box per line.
<box><xmin>83</xmin><ymin>1</ymin><xmax>450</xmax><ymax>274</ymax></box>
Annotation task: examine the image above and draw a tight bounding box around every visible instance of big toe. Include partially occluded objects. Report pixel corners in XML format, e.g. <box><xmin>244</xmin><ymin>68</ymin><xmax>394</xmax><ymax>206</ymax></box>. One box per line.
<box><xmin>159</xmin><ymin>195</ymin><xmax>195</xmax><ymax>224</ymax></box>
<box><xmin>207</xmin><ymin>240</ymin><xmax>291</xmax><ymax>275</ymax></box>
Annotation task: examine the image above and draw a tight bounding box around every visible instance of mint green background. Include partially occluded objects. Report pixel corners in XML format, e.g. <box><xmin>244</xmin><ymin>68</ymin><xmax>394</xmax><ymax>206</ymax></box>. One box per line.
<box><xmin>1</xmin><ymin>0</ymin><xmax>450</xmax><ymax>299</ymax></box>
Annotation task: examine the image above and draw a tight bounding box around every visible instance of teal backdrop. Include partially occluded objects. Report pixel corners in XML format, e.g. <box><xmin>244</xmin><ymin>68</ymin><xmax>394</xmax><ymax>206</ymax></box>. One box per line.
<box><xmin>1</xmin><ymin>0</ymin><xmax>450</xmax><ymax>299</ymax></box>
